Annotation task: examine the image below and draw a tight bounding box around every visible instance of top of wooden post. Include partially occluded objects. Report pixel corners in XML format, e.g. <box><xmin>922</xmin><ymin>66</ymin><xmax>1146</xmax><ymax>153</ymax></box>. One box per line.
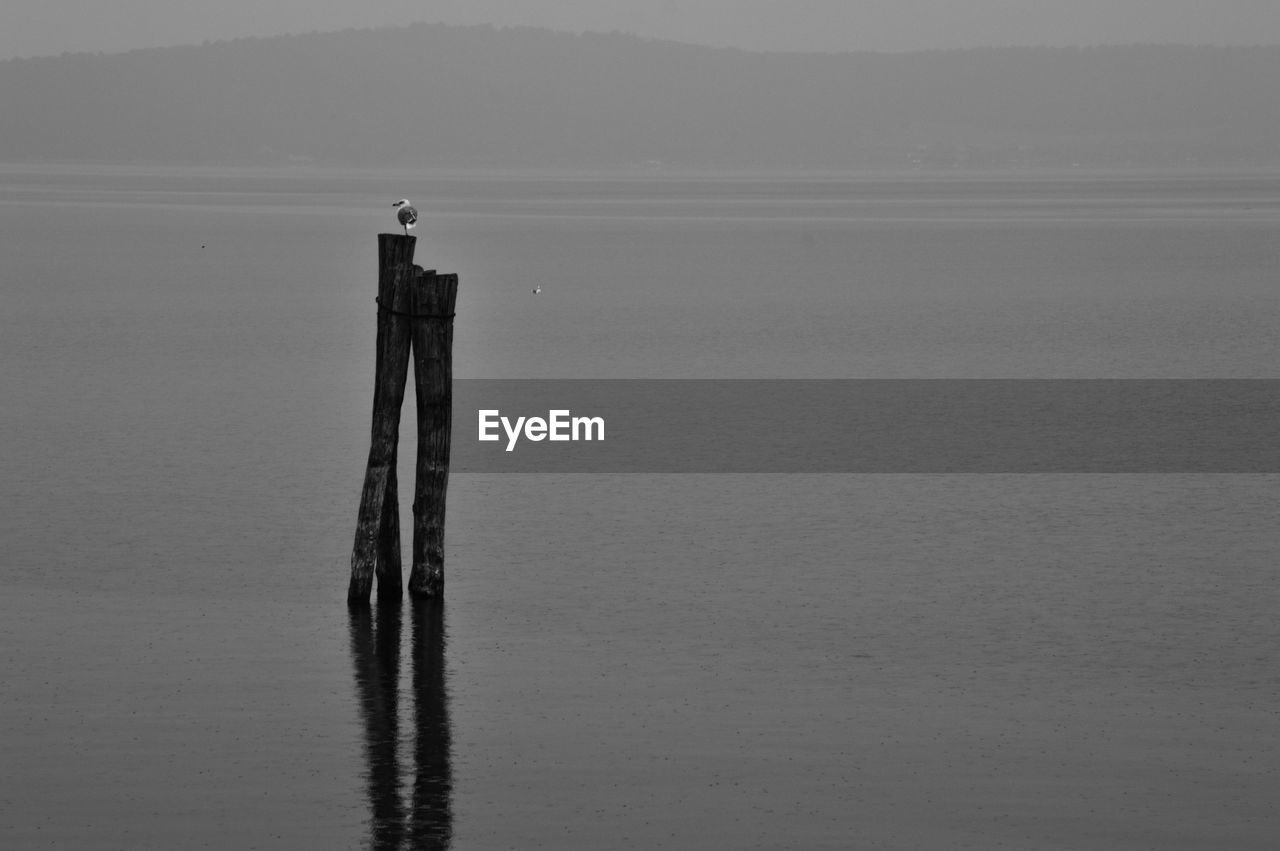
<box><xmin>376</xmin><ymin>232</ymin><xmax>417</xmax><ymax>255</ymax></box>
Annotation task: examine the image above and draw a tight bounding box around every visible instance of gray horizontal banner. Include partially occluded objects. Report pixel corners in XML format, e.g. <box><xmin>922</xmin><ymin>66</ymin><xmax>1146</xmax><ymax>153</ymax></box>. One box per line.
<box><xmin>439</xmin><ymin>380</ymin><xmax>1279</xmax><ymax>472</ymax></box>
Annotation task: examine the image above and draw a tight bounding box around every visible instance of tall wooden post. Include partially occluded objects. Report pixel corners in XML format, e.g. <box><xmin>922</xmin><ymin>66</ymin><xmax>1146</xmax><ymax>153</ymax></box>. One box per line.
<box><xmin>409</xmin><ymin>272</ymin><xmax>458</xmax><ymax>599</ymax></box>
<box><xmin>349</xmin><ymin>235</ymin><xmax>457</xmax><ymax>605</ymax></box>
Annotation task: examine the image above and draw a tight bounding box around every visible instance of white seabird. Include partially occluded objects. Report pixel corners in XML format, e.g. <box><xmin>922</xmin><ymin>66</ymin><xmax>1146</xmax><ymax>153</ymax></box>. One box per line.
<box><xmin>393</xmin><ymin>199</ymin><xmax>418</xmax><ymax>235</ymax></box>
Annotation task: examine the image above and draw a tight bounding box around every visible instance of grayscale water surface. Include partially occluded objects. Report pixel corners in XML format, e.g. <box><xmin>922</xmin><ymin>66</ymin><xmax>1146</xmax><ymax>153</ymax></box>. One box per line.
<box><xmin>2</xmin><ymin>166</ymin><xmax>1278</xmax><ymax>848</ymax></box>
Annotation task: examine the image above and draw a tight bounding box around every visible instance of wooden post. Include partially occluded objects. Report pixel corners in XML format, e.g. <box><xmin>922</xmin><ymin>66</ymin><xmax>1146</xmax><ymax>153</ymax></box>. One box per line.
<box><xmin>349</xmin><ymin>235</ymin><xmax>416</xmax><ymax>604</ymax></box>
<box><xmin>409</xmin><ymin>271</ymin><xmax>458</xmax><ymax>599</ymax></box>
<box><xmin>349</xmin><ymin>234</ymin><xmax>457</xmax><ymax>605</ymax></box>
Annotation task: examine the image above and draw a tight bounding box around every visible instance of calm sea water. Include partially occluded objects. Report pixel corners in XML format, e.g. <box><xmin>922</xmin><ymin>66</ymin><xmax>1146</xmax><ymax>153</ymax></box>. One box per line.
<box><xmin>2</xmin><ymin>165</ymin><xmax>1279</xmax><ymax>848</ymax></box>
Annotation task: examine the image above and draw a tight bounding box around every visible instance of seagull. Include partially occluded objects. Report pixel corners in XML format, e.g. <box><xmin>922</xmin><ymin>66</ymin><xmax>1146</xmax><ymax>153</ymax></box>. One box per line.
<box><xmin>532</xmin><ymin>285</ymin><xmax>542</xmax><ymax>295</ymax></box>
<box><xmin>393</xmin><ymin>199</ymin><xmax>418</xmax><ymax>235</ymax></box>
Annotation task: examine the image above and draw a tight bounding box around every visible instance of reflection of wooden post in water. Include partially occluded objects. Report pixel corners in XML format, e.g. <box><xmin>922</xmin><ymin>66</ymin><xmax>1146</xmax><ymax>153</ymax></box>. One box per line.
<box><xmin>348</xmin><ymin>601</ymin><xmax>453</xmax><ymax>849</ymax></box>
<box><xmin>349</xmin><ymin>234</ymin><xmax>458</xmax><ymax>604</ymax></box>
<box><xmin>348</xmin><ymin>603</ymin><xmax>405</xmax><ymax>848</ymax></box>
<box><xmin>411</xmin><ymin>600</ymin><xmax>453</xmax><ymax>849</ymax></box>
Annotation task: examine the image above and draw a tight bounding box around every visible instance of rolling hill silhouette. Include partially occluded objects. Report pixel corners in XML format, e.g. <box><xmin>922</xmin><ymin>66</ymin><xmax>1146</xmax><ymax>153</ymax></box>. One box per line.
<box><xmin>2</xmin><ymin>23</ymin><xmax>1277</xmax><ymax>168</ymax></box>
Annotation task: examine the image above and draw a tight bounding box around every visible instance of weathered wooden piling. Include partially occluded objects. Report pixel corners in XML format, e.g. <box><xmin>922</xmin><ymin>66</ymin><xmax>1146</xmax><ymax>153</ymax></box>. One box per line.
<box><xmin>349</xmin><ymin>235</ymin><xmax>457</xmax><ymax>605</ymax></box>
<box><xmin>409</xmin><ymin>271</ymin><xmax>458</xmax><ymax>599</ymax></box>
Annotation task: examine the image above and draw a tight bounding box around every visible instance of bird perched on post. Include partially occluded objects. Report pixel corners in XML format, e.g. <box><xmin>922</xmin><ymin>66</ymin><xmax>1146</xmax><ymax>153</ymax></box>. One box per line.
<box><xmin>393</xmin><ymin>199</ymin><xmax>418</xmax><ymax>235</ymax></box>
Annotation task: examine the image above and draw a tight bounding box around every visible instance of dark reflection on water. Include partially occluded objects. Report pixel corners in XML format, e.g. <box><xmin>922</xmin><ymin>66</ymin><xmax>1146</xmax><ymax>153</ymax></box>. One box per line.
<box><xmin>349</xmin><ymin>601</ymin><xmax>452</xmax><ymax>850</ymax></box>
<box><xmin>410</xmin><ymin>600</ymin><xmax>453</xmax><ymax>849</ymax></box>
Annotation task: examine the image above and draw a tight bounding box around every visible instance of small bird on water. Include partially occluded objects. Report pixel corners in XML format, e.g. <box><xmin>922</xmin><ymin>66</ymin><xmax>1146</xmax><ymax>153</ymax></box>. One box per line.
<box><xmin>532</xmin><ymin>285</ymin><xmax>542</xmax><ymax>295</ymax></box>
<box><xmin>393</xmin><ymin>199</ymin><xmax>418</xmax><ymax>235</ymax></box>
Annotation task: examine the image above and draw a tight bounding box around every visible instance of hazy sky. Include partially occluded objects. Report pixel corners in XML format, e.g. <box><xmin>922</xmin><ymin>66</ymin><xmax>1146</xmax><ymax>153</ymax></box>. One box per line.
<box><xmin>6</xmin><ymin>0</ymin><xmax>1280</xmax><ymax>60</ymax></box>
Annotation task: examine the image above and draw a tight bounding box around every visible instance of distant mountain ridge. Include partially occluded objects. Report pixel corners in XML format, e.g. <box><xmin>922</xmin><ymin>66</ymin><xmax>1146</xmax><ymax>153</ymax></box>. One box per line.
<box><xmin>2</xmin><ymin>23</ymin><xmax>1278</xmax><ymax>169</ymax></box>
